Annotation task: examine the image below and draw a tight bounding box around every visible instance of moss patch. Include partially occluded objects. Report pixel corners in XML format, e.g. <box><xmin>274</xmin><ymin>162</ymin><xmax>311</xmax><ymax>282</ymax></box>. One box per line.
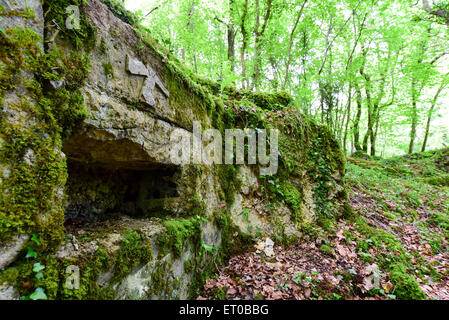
<box><xmin>0</xmin><ymin>13</ymin><xmax>90</xmax><ymax>245</ymax></box>
<box><xmin>114</xmin><ymin>230</ymin><xmax>153</xmax><ymax>280</ymax></box>
<box><xmin>157</xmin><ymin>217</ymin><xmax>202</xmax><ymax>258</ymax></box>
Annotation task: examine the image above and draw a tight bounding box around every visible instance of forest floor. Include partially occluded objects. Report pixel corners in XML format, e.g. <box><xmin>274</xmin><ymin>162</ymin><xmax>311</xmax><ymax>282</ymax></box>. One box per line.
<box><xmin>198</xmin><ymin>149</ymin><xmax>449</xmax><ymax>300</ymax></box>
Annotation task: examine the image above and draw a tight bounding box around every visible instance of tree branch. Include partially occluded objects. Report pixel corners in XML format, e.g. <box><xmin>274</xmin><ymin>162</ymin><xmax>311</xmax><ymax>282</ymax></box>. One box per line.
<box><xmin>145</xmin><ymin>6</ymin><xmax>160</xmax><ymax>17</ymax></box>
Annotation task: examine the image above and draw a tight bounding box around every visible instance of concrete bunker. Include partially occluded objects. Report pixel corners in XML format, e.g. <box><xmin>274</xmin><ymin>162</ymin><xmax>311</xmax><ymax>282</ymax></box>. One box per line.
<box><xmin>64</xmin><ymin>159</ymin><xmax>182</xmax><ymax>223</ymax></box>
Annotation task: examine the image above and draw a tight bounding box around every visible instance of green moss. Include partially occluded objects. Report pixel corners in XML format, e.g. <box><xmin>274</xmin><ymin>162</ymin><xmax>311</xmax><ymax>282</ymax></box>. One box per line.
<box><xmin>99</xmin><ymin>37</ymin><xmax>108</xmax><ymax>54</ymax></box>
<box><xmin>354</xmin><ymin>217</ymin><xmax>426</xmax><ymax>299</ymax></box>
<box><xmin>186</xmin><ymin>194</ymin><xmax>207</xmax><ymax>217</ymax></box>
<box><xmin>0</xmin><ymin>19</ymin><xmax>89</xmax><ymax>245</ymax></box>
<box><xmin>99</xmin><ymin>0</ymin><xmax>139</xmax><ymax>26</ymax></box>
<box><xmin>194</xmin><ymin>75</ymin><xmax>293</xmax><ymax>111</ymax></box>
<box><xmin>354</xmin><ymin>217</ymin><xmax>404</xmax><ymax>253</ymax></box>
<box><xmin>58</xmin><ymin>262</ymin><xmax>112</xmax><ymax>300</ymax></box>
<box><xmin>114</xmin><ymin>230</ymin><xmax>153</xmax><ymax>279</ymax></box>
<box><xmin>0</xmin><ymin>5</ymin><xmax>35</xmax><ymax>18</ymax></box>
<box><xmin>0</xmin><ymin>0</ymin><xmax>351</xmax><ymax>300</ymax></box>
<box><xmin>149</xmin><ymin>261</ymin><xmax>174</xmax><ymax>298</ymax></box>
<box><xmin>389</xmin><ymin>263</ymin><xmax>426</xmax><ymax>300</ymax></box>
<box><xmin>184</xmin><ymin>258</ymin><xmax>195</xmax><ymax>274</ymax></box>
<box><xmin>5</xmin><ymin>234</ymin><xmax>151</xmax><ymax>300</ymax></box>
<box><xmin>317</xmin><ymin>217</ymin><xmax>334</xmax><ymax>232</ymax></box>
<box><xmin>43</xmin><ymin>0</ymin><xmax>97</xmax><ymax>50</ymax></box>
<box><xmin>33</xmin><ymin>236</ymin><xmax>148</xmax><ymax>299</ymax></box>
<box><xmin>342</xmin><ymin>201</ymin><xmax>355</xmax><ymax>220</ymax></box>
<box><xmin>213</xmin><ymin>210</ymin><xmax>252</xmax><ymax>259</ymax></box>
<box><xmin>218</xmin><ymin>165</ymin><xmax>241</xmax><ymax>205</ymax></box>
<box><xmin>281</xmin><ymin>182</ymin><xmax>303</xmax><ymax>223</ymax></box>
<box><xmin>418</xmin><ymin>174</ymin><xmax>449</xmax><ymax>187</ymax></box>
<box><xmin>428</xmin><ymin>211</ymin><xmax>449</xmax><ymax>235</ymax></box>
<box><xmin>0</xmin><ymin>263</ymin><xmax>31</xmax><ymax>289</ymax></box>
<box><xmin>252</xmin><ymin>109</ymin><xmax>347</xmax><ymax>229</ymax></box>
<box><xmin>157</xmin><ymin>218</ymin><xmax>201</xmax><ymax>258</ymax></box>
<box><xmin>163</xmin><ymin>60</ymin><xmax>215</xmax><ymax>128</ymax></box>
<box><xmin>102</xmin><ymin>61</ymin><xmax>114</xmax><ymax>79</ymax></box>
<box><xmin>319</xmin><ymin>244</ymin><xmax>335</xmax><ymax>257</ymax></box>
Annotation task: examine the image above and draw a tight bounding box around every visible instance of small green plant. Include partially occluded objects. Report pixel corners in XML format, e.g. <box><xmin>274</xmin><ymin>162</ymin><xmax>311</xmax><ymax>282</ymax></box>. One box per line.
<box><xmin>33</xmin><ymin>262</ymin><xmax>45</xmax><ymax>280</ymax></box>
<box><xmin>26</xmin><ymin>247</ymin><xmax>38</xmax><ymax>259</ymax></box>
<box><xmin>331</xmin><ymin>293</ymin><xmax>342</xmax><ymax>300</ymax></box>
<box><xmin>319</xmin><ymin>244</ymin><xmax>335</xmax><ymax>257</ymax></box>
<box><xmin>21</xmin><ymin>234</ymin><xmax>48</xmax><ymax>300</ymax></box>
<box><xmin>201</xmin><ymin>240</ymin><xmax>219</xmax><ymax>255</ymax></box>
<box><xmin>0</xmin><ymin>18</ymin><xmax>7</xmax><ymax>37</ymax></box>
<box><xmin>241</xmin><ymin>208</ymin><xmax>250</xmax><ymax>221</ymax></box>
<box><xmin>28</xmin><ymin>288</ymin><xmax>48</xmax><ymax>300</ymax></box>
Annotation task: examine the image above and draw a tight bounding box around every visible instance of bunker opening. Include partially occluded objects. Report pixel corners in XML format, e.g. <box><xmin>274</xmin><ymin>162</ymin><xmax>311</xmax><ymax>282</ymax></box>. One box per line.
<box><xmin>64</xmin><ymin>159</ymin><xmax>182</xmax><ymax>225</ymax></box>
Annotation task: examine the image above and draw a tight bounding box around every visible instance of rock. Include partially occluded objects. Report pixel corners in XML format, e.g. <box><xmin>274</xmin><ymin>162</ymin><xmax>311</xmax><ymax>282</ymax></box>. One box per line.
<box><xmin>255</xmin><ymin>238</ymin><xmax>275</xmax><ymax>257</ymax></box>
<box><xmin>56</xmin><ymin>236</ymin><xmax>99</xmax><ymax>259</ymax></box>
<box><xmin>149</xmin><ymin>66</ymin><xmax>170</xmax><ymax>98</ymax></box>
<box><xmin>0</xmin><ymin>284</ymin><xmax>19</xmax><ymax>300</ymax></box>
<box><xmin>50</xmin><ymin>80</ymin><xmax>65</xmax><ymax>89</ymax></box>
<box><xmin>55</xmin><ymin>242</ymin><xmax>77</xmax><ymax>259</ymax></box>
<box><xmin>97</xmin><ymin>269</ymin><xmax>114</xmax><ymax>288</ymax></box>
<box><xmin>0</xmin><ymin>235</ymin><xmax>28</xmax><ymax>271</ymax></box>
<box><xmin>141</xmin><ymin>67</ymin><xmax>169</xmax><ymax>107</ymax></box>
<box><xmin>37</xmin><ymin>132</ymin><xmax>50</xmax><ymax>140</ymax></box>
<box><xmin>141</xmin><ymin>76</ymin><xmax>156</xmax><ymax>107</ymax></box>
<box><xmin>23</xmin><ymin>149</ymin><xmax>35</xmax><ymax>165</ymax></box>
<box><xmin>126</xmin><ymin>54</ymin><xmax>149</xmax><ymax>77</ymax></box>
<box><xmin>265</xmin><ymin>238</ymin><xmax>274</xmax><ymax>248</ymax></box>
<box><xmin>0</xmin><ymin>164</ymin><xmax>10</xmax><ymax>180</ymax></box>
<box><xmin>238</xmin><ymin>167</ymin><xmax>259</xmax><ymax>195</ymax></box>
<box><xmin>0</xmin><ymin>0</ymin><xmax>44</xmax><ymax>46</ymax></box>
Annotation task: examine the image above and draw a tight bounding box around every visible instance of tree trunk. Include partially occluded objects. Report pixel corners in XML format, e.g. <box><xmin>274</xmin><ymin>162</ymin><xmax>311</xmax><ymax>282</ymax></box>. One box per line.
<box><xmin>227</xmin><ymin>25</ymin><xmax>236</xmax><ymax>71</ymax></box>
<box><xmin>422</xmin><ymin>81</ymin><xmax>445</xmax><ymax>152</ymax></box>
<box><xmin>214</xmin><ymin>0</ymin><xmax>237</xmax><ymax>72</ymax></box>
<box><xmin>422</xmin><ymin>0</ymin><xmax>449</xmax><ymax>26</ymax></box>
<box><xmin>240</xmin><ymin>0</ymin><xmax>249</xmax><ymax>89</ymax></box>
<box><xmin>282</xmin><ymin>0</ymin><xmax>307</xmax><ymax>89</ymax></box>
<box><xmin>370</xmin><ymin>106</ymin><xmax>380</xmax><ymax>156</ymax></box>
<box><xmin>252</xmin><ymin>0</ymin><xmax>273</xmax><ymax>90</ymax></box>
<box><xmin>343</xmin><ymin>84</ymin><xmax>352</xmax><ymax>154</ymax></box>
<box><xmin>353</xmin><ymin>83</ymin><xmax>363</xmax><ymax>151</ymax></box>
<box><xmin>188</xmin><ymin>1</ymin><xmax>198</xmax><ymax>73</ymax></box>
<box><xmin>408</xmin><ymin>79</ymin><xmax>418</xmax><ymax>154</ymax></box>
<box><xmin>362</xmin><ymin>87</ymin><xmax>372</xmax><ymax>153</ymax></box>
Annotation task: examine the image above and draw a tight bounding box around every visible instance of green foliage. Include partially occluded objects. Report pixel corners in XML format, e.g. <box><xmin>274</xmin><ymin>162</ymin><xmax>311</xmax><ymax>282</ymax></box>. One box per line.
<box><xmin>43</xmin><ymin>0</ymin><xmax>96</xmax><ymax>50</ymax></box>
<box><xmin>0</xmin><ymin>7</ymin><xmax>96</xmax><ymax>292</ymax></box>
<box><xmin>389</xmin><ymin>263</ymin><xmax>426</xmax><ymax>300</ymax></box>
<box><xmin>157</xmin><ymin>217</ymin><xmax>202</xmax><ymax>258</ymax></box>
<box><xmin>114</xmin><ymin>230</ymin><xmax>153</xmax><ymax>278</ymax></box>
<box><xmin>344</xmin><ymin>152</ymin><xmax>449</xmax><ymax>300</ymax></box>
<box><xmin>130</xmin><ymin>0</ymin><xmax>449</xmax><ymax>157</ymax></box>
<box><xmin>354</xmin><ymin>216</ymin><xmax>426</xmax><ymax>299</ymax></box>
<box><xmin>428</xmin><ymin>211</ymin><xmax>449</xmax><ymax>234</ymax></box>
<box><xmin>18</xmin><ymin>233</ymin><xmax>50</xmax><ymax>300</ymax></box>
<box><xmin>0</xmin><ymin>6</ymin><xmax>91</xmax><ymax>244</ymax></box>
<box><xmin>418</xmin><ymin>174</ymin><xmax>449</xmax><ymax>187</ymax></box>
<box><xmin>29</xmin><ymin>288</ymin><xmax>48</xmax><ymax>300</ymax></box>
<box><xmin>99</xmin><ymin>0</ymin><xmax>139</xmax><ymax>25</ymax></box>
<box><xmin>319</xmin><ymin>244</ymin><xmax>334</xmax><ymax>257</ymax></box>
<box><xmin>218</xmin><ymin>165</ymin><xmax>240</xmax><ymax>205</ymax></box>
<box><xmin>280</xmin><ymin>182</ymin><xmax>302</xmax><ymax>223</ymax></box>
